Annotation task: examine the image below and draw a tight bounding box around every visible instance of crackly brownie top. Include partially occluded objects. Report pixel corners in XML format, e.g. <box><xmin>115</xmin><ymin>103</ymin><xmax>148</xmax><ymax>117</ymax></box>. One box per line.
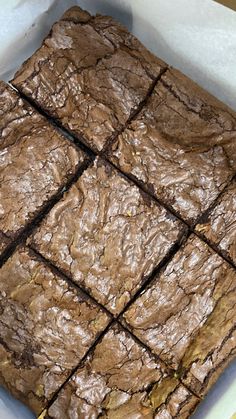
<box><xmin>123</xmin><ymin>234</ymin><xmax>236</xmax><ymax>376</ymax></box>
<box><xmin>47</xmin><ymin>324</ymin><xmax>199</xmax><ymax>419</ymax></box>
<box><xmin>0</xmin><ymin>246</ymin><xmax>110</xmax><ymax>414</ymax></box>
<box><xmin>12</xmin><ymin>6</ymin><xmax>166</xmax><ymax>152</ymax></box>
<box><xmin>110</xmin><ymin>68</ymin><xmax>236</xmax><ymax>223</ymax></box>
<box><xmin>196</xmin><ymin>179</ymin><xmax>236</xmax><ymax>265</ymax></box>
<box><xmin>0</xmin><ymin>81</ymin><xmax>85</xmax><ymax>248</ymax></box>
<box><xmin>29</xmin><ymin>157</ymin><xmax>184</xmax><ymax>315</ymax></box>
<box><xmin>181</xmin><ymin>277</ymin><xmax>236</xmax><ymax>397</ymax></box>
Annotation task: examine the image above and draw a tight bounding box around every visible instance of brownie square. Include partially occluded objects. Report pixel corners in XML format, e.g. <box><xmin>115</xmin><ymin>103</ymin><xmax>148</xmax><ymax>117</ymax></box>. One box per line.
<box><xmin>122</xmin><ymin>234</ymin><xmax>236</xmax><ymax>386</ymax></box>
<box><xmin>46</xmin><ymin>324</ymin><xmax>199</xmax><ymax>419</ymax></box>
<box><xmin>12</xmin><ymin>6</ymin><xmax>166</xmax><ymax>152</ymax></box>
<box><xmin>0</xmin><ymin>246</ymin><xmax>110</xmax><ymax>414</ymax></box>
<box><xmin>196</xmin><ymin>179</ymin><xmax>236</xmax><ymax>266</ymax></box>
<box><xmin>109</xmin><ymin>68</ymin><xmax>236</xmax><ymax>223</ymax></box>
<box><xmin>0</xmin><ymin>81</ymin><xmax>86</xmax><ymax>257</ymax></box>
<box><xmin>29</xmin><ymin>157</ymin><xmax>185</xmax><ymax>315</ymax></box>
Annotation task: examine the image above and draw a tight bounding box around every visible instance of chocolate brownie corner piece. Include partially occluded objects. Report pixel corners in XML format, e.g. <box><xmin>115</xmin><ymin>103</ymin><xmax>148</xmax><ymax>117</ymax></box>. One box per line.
<box><xmin>196</xmin><ymin>179</ymin><xmax>236</xmax><ymax>266</ymax></box>
<box><xmin>46</xmin><ymin>324</ymin><xmax>199</xmax><ymax>419</ymax></box>
<box><xmin>122</xmin><ymin>234</ymin><xmax>236</xmax><ymax>377</ymax></box>
<box><xmin>109</xmin><ymin>68</ymin><xmax>236</xmax><ymax>223</ymax></box>
<box><xmin>0</xmin><ymin>81</ymin><xmax>86</xmax><ymax>256</ymax></box>
<box><xmin>29</xmin><ymin>157</ymin><xmax>185</xmax><ymax>315</ymax></box>
<box><xmin>0</xmin><ymin>246</ymin><xmax>110</xmax><ymax>415</ymax></box>
<box><xmin>12</xmin><ymin>6</ymin><xmax>166</xmax><ymax>152</ymax></box>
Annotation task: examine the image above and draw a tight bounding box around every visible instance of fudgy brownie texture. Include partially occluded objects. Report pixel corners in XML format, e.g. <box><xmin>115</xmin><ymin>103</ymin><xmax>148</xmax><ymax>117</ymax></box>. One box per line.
<box><xmin>12</xmin><ymin>6</ymin><xmax>167</xmax><ymax>153</ymax></box>
<box><xmin>109</xmin><ymin>68</ymin><xmax>236</xmax><ymax>223</ymax></box>
<box><xmin>0</xmin><ymin>246</ymin><xmax>110</xmax><ymax>414</ymax></box>
<box><xmin>0</xmin><ymin>81</ymin><xmax>86</xmax><ymax>257</ymax></box>
<box><xmin>122</xmin><ymin>235</ymin><xmax>236</xmax><ymax>378</ymax></box>
<box><xmin>46</xmin><ymin>324</ymin><xmax>199</xmax><ymax>419</ymax></box>
<box><xmin>0</xmin><ymin>232</ymin><xmax>10</xmax><ymax>256</ymax></box>
<box><xmin>29</xmin><ymin>157</ymin><xmax>185</xmax><ymax>315</ymax></box>
<box><xmin>196</xmin><ymin>179</ymin><xmax>236</xmax><ymax>266</ymax></box>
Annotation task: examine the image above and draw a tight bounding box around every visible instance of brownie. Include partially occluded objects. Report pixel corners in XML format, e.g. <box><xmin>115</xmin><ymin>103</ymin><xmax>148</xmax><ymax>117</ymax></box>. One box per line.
<box><xmin>122</xmin><ymin>234</ymin><xmax>236</xmax><ymax>379</ymax></box>
<box><xmin>181</xmin><ymin>281</ymin><xmax>236</xmax><ymax>397</ymax></box>
<box><xmin>0</xmin><ymin>81</ymin><xmax>86</xmax><ymax>257</ymax></box>
<box><xmin>0</xmin><ymin>232</ymin><xmax>10</xmax><ymax>256</ymax></box>
<box><xmin>46</xmin><ymin>324</ymin><xmax>199</xmax><ymax>418</ymax></box>
<box><xmin>12</xmin><ymin>6</ymin><xmax>166</xmax><ymax>152</ymax></box>
<box><xmin>0</xmin><ymin>246</ymin><xmax>110</xmax><ymax>414</ymax></box>
<box><xmin>29</xmin><ymin>157</ymin><xmax>185</xmax><ymax>315</ymax></box>
<box><xmin>109</xmin><ymin>68</ymin><xmax>236</xmax><ymax>223</ymax></box>
<box><xmin>196</xmin><ymin>179</ymin><xmax>236</xmax><ymax>266</ymax></box>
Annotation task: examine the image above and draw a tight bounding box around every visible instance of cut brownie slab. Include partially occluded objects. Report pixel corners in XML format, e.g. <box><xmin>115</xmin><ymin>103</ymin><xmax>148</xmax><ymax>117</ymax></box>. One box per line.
<box><xmin>29</xmin><ymin>157</ymin><xmax>185</xmax><ymax>315</ymax></box>
<box><xmin>122</xmin><ymin>234</ymin><xmax>236</xmax><ymax>383</ymax></box>
<box><xmin>12</xmin><ymin>6</ymin><xmax>166</xmax><ymax>152</ymax></box>
<box><xmin>196</xmin><ymin>179</ymin><xmax>236</xmax><ymax>266</ymax></box>
<box><xmin>0</xmin><ymin>246</ymin><xmax>110</xmax><ymax>415</ymax></box>
<box><xmin>109</xmin><ymin>68</ymin><xmax>236</xmax><ymax>224</ymax></box>
<box><xmin>46</xmin><ymin>324</ymin><xmax>199</xmax><ymax>419</ymax></box>
<box><xmin>0</xmin><ymin>81</ymin><xmax>86</xmax><ymax>258</ymax></box>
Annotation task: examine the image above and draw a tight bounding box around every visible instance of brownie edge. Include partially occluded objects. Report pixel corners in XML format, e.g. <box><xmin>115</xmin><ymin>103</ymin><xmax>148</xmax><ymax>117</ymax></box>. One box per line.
<box><xmin>109</xmin><ymin>68</ymin><xmax>236</xmax><ymax>223</ymax></box>
<box><xmin>29</xmin><ymin>157</ymin><xmax>185</xmax><ymax>315</ymax></box>
<box><xmin>46</xmin><ymin>324</ymin><xmax>199</xmax><ymax>419</ymax></box>
<box><xmin>0</xmin><ymin>246</ymin><xmax>110</xmax><ymax>414</ymax></box>
<box><xmin>196</xmin><ymin>179</ymin><xmax>236</xmax><ymax>266</ymax></box>
<box><xmin>0</xmin><ymin>80</ymin><xmax>87</xmax><ymax>257</ymax></box>
<box><xmin>12</xmin><ymin>6</ymin><xmax>167</xmax><ymax>152</ymax></box>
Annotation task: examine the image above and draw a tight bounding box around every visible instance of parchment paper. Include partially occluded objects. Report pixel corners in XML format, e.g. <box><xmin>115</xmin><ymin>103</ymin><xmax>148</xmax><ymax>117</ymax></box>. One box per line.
<box><xmin>0</xmin><ymin>1</ymin><xmax>236</xmax><ymax>418</ymax></box>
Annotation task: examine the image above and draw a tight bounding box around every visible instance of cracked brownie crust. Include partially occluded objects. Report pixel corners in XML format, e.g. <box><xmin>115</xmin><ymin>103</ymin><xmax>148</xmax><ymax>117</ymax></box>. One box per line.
<box><xmin>12</xmin><ymin>6</ymin><xmax>166</xmax><ymax>152</ymax></box>
<box><xmin>122</xmin><ymin>235</ymin><xmax>236</xmax><ymax>376</ymax></box>
<box><xmin>0</xmin><ymin>6</ymin><xmax>235</xmax><ymax>418</ymax></box>
<box><xmin>109</xmin><ymin>68</ymin><xmax>236</xmax><ymax>223</ymax></box>
<box><xmin>46</xmin><ymin>324</ymin><xmax>199</xmax><ymax>419</ymax></box>
<box><xmin>29</xmin><ymin>157</ymin><xmax>184</xmax><ymax>315</ymax></box>
<box><xmin>0</xmin><ymin>246</ymin><xmax>110</xmax><ymax>414</ymax></box>
<box><xmin>0</xmin><ymin>81</ymin><xmax>86</xmax><ymax>256</ymax></box>
<box><xmin>196</xmin><ymin>179</ymin><xmax>236</xmax><ymax>266</ymax></box>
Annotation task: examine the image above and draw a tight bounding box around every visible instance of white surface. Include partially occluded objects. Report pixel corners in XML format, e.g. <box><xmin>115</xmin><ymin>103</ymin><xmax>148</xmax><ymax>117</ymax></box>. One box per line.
<box><xmin>0</xmin><ymin>0</ymin><xmax>236</xmax><ymax>418</ymax></box>
<box><xmin>1</xmin><ymin>0</ymin><xmax>236</xmax><ymax>109</ymax></box>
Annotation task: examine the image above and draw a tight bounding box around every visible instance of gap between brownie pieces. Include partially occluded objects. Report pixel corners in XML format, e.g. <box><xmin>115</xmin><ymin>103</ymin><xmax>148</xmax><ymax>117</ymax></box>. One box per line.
<box><xmin>9</xmin><ymin>64</ymin><xmax>168</xmax><ymax>156</ymax></box>
<box><xmin>106</xmin><ymin>159</ymin><xmax>236</xmax><ymax>271</ymax></box>
<box><xmin>7</xmin><ymin>81</ymin><xmax>236</xmax><ymax>271</ymax></box>
<box><xmin>194</xmin><ymin>174</ymin><xmax>236</xmax><ymax>269</ymax></box>
<box><xmin>7</xmin><ymin>76</ymin><xmax>236</xmax><ymax>270</ymax></box>
<box><xmin>10</xmin><ymin>64</ymin><xmax>235</xmax><ymax>239</ymax></box>
<box><xmin>10</xmin><ymin>64</ymin><xmax>232</xmax><ymax>233</ymax></box>
<box><xmin>28</xmin><ymin>222</ymin><xmax>189</xmax><ymax>320</ymax></box>
<box><xmin>0</xmin><ymin>158</ymin><xmax>92</xmax><ymax>269</ymax></box>
<box><xmin>36</xmin><ymin>317</ymin><xmax>201</xmax><ymax>419</ymax></box>
<box><xmin>36</xmin><ymin>318</ymin><xmax>115</xmax><ymax>419</ymax></box>
<box><xmin>118</xmin><ymin>319</ymin><xmax>202</xmax><ymax>402</ymax></box>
